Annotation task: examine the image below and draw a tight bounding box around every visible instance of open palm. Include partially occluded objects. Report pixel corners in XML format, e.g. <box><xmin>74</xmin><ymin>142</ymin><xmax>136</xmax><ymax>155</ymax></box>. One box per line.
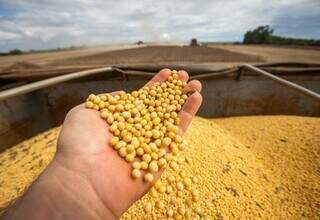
<box><xmin>55</xmin><ymin>69</ymin><xmax>202</xmax><ymax>218</ymax></box>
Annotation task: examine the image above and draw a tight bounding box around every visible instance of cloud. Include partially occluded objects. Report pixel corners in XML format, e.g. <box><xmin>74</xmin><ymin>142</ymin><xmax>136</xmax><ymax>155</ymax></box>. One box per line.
<box><xmin>0</xmin><ymin>0</ymin><xmax>319</xmax><ymax>51</ymax></box>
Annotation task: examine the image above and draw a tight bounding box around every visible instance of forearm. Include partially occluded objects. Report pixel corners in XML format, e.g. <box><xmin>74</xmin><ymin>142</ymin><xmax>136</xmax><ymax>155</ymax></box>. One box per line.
<box><xmin>1</xmin><ymin>159</ymin><xmax>116</xmax><ymax>220</ymax></box>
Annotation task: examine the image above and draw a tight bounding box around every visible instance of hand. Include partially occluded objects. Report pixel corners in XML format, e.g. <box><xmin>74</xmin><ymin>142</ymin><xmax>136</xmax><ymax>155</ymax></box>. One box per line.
<box><xmin>2</xmin><ymin>69</ymin><xmax>202</xmax><ymax>220</ymax></box>
<box><xmin>56</xmin><ymin>68</ymin><xmax>202</xmax><ymax>218</ymax></box>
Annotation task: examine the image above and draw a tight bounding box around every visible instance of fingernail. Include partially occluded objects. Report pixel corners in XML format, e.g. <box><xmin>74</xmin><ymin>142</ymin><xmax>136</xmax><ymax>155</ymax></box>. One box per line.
<box><xmin>186</xmin><ymin>89</ymin><xmax>197</xmax><ymax>96</ymax></box>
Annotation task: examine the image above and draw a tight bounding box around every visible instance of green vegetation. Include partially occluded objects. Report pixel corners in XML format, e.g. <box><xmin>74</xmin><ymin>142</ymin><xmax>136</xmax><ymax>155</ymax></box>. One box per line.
<box><xmin>0</xmin><ymin>46</ymin><xmax>85</xmax><ymax>56</ymax></box>
<box><xmin>243</xmin><ymin>25</ymin><xmax>320</xmax><ymax>46</ymax></box>
<box><xmin>0</xmin><ymin>49</ymin><xmax>24</xmax><ymax>56</ymax></box>
<box><xmin>9</xmin><ymin>49</ymin><xmax>24</xmax><ymax>55</ymax></box>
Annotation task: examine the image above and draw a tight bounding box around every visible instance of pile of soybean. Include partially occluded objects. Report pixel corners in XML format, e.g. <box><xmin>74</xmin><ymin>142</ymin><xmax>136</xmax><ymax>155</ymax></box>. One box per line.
<box><xmin>0</xmin><ymin>115</ymin><xmax>319</xmax><ymax>219</ymax></box>
<box><xmin>85</xmin><ymin>70</ymin><xmax>189</xmax><ymax>184</ymax></box>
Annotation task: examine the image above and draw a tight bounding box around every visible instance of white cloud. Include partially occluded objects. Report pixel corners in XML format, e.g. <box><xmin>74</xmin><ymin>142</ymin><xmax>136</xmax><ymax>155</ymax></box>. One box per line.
<box><xmin>0</xmin><ymin>0</ymin><xmax>319</xmax><ymax>51</ymax></box>
<box><xmin>0</xmin><ymin>30</ymin><xmax>20</xmax><ymax>40</ymax></box>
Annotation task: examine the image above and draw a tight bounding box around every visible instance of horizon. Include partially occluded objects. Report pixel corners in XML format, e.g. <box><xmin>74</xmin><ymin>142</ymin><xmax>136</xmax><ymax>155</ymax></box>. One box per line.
<box><xmin>1</xmin><ymin>0</ymin><xmax>320</xmax><ymax>53</ymax></box>
<box><xmin>3</xmin><ymin>37</ymin><xmax>320</xmax><ymax>54</ymax></box>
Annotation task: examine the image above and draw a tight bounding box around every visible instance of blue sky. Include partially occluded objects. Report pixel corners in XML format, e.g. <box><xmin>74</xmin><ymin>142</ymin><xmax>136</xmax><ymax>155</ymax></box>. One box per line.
<box><xmin>0</xmin><ymin>0</ymin><xmax>319</xmax><ymax>52</ymax></box>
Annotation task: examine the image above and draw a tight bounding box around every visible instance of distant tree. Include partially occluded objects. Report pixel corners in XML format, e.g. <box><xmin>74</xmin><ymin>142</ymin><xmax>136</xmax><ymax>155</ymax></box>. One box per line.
<box><xmin>243</xmin><ymin>25</ymin><xmax>273</xmax><ymax>44</ymax></box>
<box><xmin>9</xmin><ymin>49</ymin><xmax>23</xmax><ymax>55</ymax></box>
<box><xmin>243</xmin><ymin>25</ymin><xmax>320</xmax><ymax>46</ymax></box>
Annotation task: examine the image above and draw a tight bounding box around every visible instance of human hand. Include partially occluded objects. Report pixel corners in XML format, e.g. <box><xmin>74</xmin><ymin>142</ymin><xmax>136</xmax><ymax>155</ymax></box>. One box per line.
<box><xmin>55</xmin><ymin>69</ymin><xmax>202</xmax><ymax>218</ymax></box>
<box><xmin>2</xmin><ymin>69</ymin><xmax>202</xmax><ymax>220</ymax></box>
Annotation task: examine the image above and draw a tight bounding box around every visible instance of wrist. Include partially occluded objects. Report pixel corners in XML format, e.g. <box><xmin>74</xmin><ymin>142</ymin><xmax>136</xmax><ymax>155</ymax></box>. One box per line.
<box><xmin>41</xmin><ymin>158</ymin><xmax>118</xmax><ymax>220</ymax></box>
<box><xmin>2</xmin><ymin>157</ymin><xmax>117</xmax><ymax>220</ymax></box>
<box><xmin>53</xmin><ymin>150</ymin><xmax>143</xmax><ymax>218</ymax></box>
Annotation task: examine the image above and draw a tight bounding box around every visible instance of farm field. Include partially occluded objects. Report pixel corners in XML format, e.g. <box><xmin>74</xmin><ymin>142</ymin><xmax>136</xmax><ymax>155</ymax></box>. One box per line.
<box><xmin>50</xmin><ymin>45</ymin><xmax>262</xmax><ymax>66</ymax></box>
<box><xmin>211</xmin><ymin>44</ymin><xmax>320</xmax><ymax>63</ymax></box>
<box><xmin>0</xmin><ymin>44</ymin><xmax>141</xmax><ymax>69</ymax></box>
<box><xmin>1</xmin><ymin>44</ymin><xmax>320</xmax><ymax>74</ymax></box>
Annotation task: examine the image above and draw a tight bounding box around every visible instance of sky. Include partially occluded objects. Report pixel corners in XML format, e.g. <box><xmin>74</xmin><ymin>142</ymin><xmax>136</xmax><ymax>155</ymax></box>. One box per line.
<box><xmin>0</xmin><ymin>0</ymin><xmax>319</xmax><ymax>52</ymax></box>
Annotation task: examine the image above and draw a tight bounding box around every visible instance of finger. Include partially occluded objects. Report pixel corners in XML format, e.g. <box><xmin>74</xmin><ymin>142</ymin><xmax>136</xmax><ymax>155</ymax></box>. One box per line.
<box><xmin>178</xmin><ymin>70</ymin><xmax>189</xmax><ymax>82</ymax></box>
<box><xmin>183</xmin><ymin>80</ymin><xmax>202</xmax><ymax>94</ymax></box>
<box><xmin>178</xmin><ymin>91</ymin><xmax>203</xmax><ymax>133</ymax></box>
<box><xmin>97</xmin><ymin>90</ymin><xmax>123</xmax><ymax>96</ymax></box>
<box><xmin>145</xmin><ymin>68</ymin><xmax>171</xmax><ymax>86</ymax></box>
<box><xmin>110</xmin><ymin>90</ymin><xmax>123</xmax><ymax>96</ymax></box>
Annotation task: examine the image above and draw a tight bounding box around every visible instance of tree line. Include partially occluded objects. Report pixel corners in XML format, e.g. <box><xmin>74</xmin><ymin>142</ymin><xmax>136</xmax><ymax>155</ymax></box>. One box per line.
<box><xmin>243</xmin><ymin>25</ymin><xmax>320</xmax><ymax>46</ymax></box>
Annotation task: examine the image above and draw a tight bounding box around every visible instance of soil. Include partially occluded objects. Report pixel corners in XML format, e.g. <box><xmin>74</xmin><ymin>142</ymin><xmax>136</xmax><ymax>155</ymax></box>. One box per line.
<box><xmin>1</xmin><ymin>62</ymin><xmax>41</xmax><ymax>73</ymax></box>
<box><xmin>0</xmin><ymin>43</ymin><xmax>319</xmax><ymax>82</ymax></box>
<box><xmin>51</xmin><ymin>45</ymin><xmax>263</xmax><ymax>66</ymax></box>
<box><xmin>211</xmin><ymin>44</ymin><xmax>320</xmax><ymax>63</ymax></box>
